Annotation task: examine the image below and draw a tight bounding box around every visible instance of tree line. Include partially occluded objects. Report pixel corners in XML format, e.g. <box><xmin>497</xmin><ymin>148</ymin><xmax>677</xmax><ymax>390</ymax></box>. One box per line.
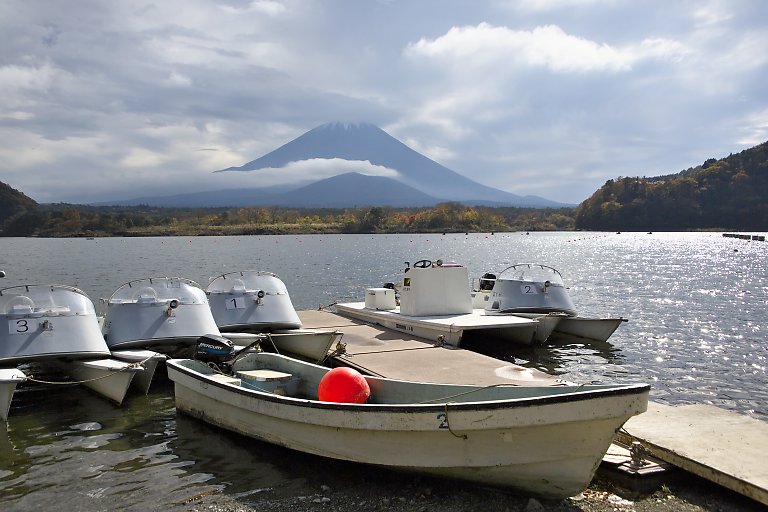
<box><xmin>1</xmin><ymin>202</ymin><xmax>576</xmax><ymax>237</ymax></box>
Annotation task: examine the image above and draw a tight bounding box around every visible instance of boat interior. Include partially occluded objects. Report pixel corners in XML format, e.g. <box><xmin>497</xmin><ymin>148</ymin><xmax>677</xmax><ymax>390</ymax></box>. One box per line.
<box><xmin>174</xmin><ymin>352</ymin><xmax>638</xmax><ymax>405</ymax></box>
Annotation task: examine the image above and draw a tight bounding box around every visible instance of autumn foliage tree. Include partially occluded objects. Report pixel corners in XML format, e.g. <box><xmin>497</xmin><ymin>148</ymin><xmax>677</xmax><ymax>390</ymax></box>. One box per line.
<box><xmin>575</xmin><ymin>141</ymin><xmax>768</xmax><ymax>230</ymax></box>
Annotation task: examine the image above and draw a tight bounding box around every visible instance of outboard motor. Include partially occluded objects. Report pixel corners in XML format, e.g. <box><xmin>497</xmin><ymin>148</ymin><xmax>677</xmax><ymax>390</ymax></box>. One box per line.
<box><xmin>194</xmin><ymin>334</ymin><xmax>235</xmax><ymax>366</ymax></box>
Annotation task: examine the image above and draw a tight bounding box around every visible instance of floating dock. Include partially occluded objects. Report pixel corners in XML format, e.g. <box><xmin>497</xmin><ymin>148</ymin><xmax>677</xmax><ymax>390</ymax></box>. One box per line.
<box><xmin>300</xmin><ymin>309</ymin><xmax>768</xmax><ymax>506</ymax></box>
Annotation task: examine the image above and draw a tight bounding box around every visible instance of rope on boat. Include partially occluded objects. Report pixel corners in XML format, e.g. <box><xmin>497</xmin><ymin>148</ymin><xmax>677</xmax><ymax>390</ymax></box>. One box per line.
<box><xmin>318</xmin><ymin>301</ymin><xmax>337</xmax><ymax>311</ymax></box>
<box><xmin>417</xmin><ymin>383</ymin><xmax>522</xmax><ymax>403</ymax></box>
<box><xmin>22</xmin><ymin>353</ymin><xmax>157</xmax><ymax>385</ymax></box>
<box><xmin>416</xmin><ymin>382</ymin><xmax>588</xmax><ymax>404</ymax></box>
<box><xmin>443</xmin><ymin>403</ymin><xmax>467</xmax><ymax>439</ymax></box>
<box><xmin>326</xmin><ymin>339</ymin><xmax>347</xmax><ymax>360</ymax></box>
<box><xmin>264</xmin><ymin>333</ymin><xmax>280</xmax><ymax>355</ymax></box>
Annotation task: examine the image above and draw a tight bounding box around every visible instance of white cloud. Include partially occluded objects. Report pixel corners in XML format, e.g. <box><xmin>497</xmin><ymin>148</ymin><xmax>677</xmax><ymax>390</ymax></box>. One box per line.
<box><xmin>737</xmin><ymin>109</ymin><xmax>768</xmax><ymax>147</ymax></box>
<box><xmin>514</xmin><ymin>0</ymin><xmax>616</xmax><ymax>11</ymax></box>
<box><xmin>220</xmin><ymin>0</ymin><xmax>287</xmax><ymax>16</ymax></box>
<box><xmin>119</xmin><ymin>148</ymin><xmax>169</xmax><ymax>168</ymax></box>
<box><xmin>228</xmin><ymin>158</ymin><xmax>400</xmax><ymax>188</ymax></box>
<box><xmin>1</xmin><ymin>111</ymin><xmax>34</xmax><ymax>121</ymax></box>
<box><xmin>401</xmin><ymin>137</ymin><xmax>458</xmax><ymax>164</ymax></box>
<box><xmin>164</xmin><ymin>72</ymin><xmax>193</xmax><ymax>87</ymax></box>
<box><xmin>0</xmin><ymin>63</ymin><xmax>58</xmax><ymax>110</ymax></box>
<box><xmin>693</xmin><ymin>2</ymin><xmax>733</xmax><ymax>27</ymax></box>
<box><xmin>407</xmin><ymin>23</ymin><xmax>686</xmax><ymax>73</ymax></box>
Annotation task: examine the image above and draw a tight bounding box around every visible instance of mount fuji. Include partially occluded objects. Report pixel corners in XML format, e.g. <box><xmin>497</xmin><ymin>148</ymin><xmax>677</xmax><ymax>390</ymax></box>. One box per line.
<box><xmin>103</xmin><ymin>122</ymin><xmax>567</xmax><ymax>208</ymax></box>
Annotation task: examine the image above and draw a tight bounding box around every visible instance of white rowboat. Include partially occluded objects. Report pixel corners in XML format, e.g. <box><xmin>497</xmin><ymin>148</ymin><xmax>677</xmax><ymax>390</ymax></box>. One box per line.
<box><xmin>167</xmin><ymin>352</ymin><xmax>649</xmax><ymax>498</ymax></box>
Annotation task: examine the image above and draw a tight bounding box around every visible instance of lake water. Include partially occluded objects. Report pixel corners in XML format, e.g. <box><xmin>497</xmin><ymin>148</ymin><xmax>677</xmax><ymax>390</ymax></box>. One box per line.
<box><xmin>1</xmin><ymin>232</ymin><xmax>766</xmax><ymax>510</ymax></box>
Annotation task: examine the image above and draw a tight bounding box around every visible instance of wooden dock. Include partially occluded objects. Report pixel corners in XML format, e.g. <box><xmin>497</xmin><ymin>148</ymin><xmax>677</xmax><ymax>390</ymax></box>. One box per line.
<box><xmin>299</xmin><ymin>309</ymin><xmax>768</xmax><ymax>506</ymax></box>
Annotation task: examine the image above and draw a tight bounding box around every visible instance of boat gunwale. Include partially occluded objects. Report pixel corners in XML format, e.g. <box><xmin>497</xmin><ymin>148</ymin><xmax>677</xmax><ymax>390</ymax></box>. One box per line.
<box><xmin>206</xmin><ymin>270</ymin><xmax>280</xmax><ymax>286</ymax></box>
<box><xmin>496</xmin><ymin>263</ymin><xmax>565</xmax><ymax>280</ymax></box>
<box><xmin>0</xmin><ymin>350</ymin><xmax>112</xmax><ymax>365</ymax></box>
<box><xmin>167</xmin><ymin>358</ymin><xmax>650</xmax><ymax>414</ymax></box>
<box><xmin>106</xmin><ymin>276</ymin><xmax>206</xmax><ymax>302</ymax></box>
<box><xmin>494</xmin><ymin>306</ymin><xmax>574</xmax><ymax>315</ymax></box>
<box><xmin>0</xmin><ymin>283</ymin><xmax>92</xmax><ymax>297</ymax></box>
<box><xmin>217</xmin><ymin>321</ymin><xmax>303</xmax><ymax>331</ymax></box>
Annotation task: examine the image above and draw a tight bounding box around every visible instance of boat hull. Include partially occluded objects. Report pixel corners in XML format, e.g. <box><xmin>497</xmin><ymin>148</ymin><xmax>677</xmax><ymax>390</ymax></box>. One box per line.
<box><xmin>111</xmin><ymin>350</ymin><xmax>166</xmax><ymax>394</ymax></box>
<box><xmin>167</xmin><ymin>355</ymin><xmax>648</xmax><ymax>499</ymax></box>
<box><xmin>508</xmin><ymin>312</ymin><xmax>566</xmax><ymax>343</ymax></box>
<box><xmin>553</xmin><ymin>317</ymin><xmax>627</xmax><ymax>342</ymax></box>
<box><xmin>0</xmin><ymin>368</ymin><xmax>26</xmax><ymax>421</ymax></box>
<box><xmin>66</xmin><ymin>359</ymin><xmax>142</xmax><ymax>405</ymax></box>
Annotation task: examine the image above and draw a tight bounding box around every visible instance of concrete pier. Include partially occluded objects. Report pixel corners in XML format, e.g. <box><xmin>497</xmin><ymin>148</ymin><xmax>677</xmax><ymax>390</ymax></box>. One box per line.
<box><xmin>299</xmin><ymin>309</ymin><xmax>768</xmax><ymax>506</ymax></box>
<box><xmin>298</xmin><ymin>310</ymin><xmax>566</xmax><ymax>386</ymax></box>
<box><xmin>620</xmin><ymin>402</ymin><xmax>768</xmax><ymax>506</ymax></box>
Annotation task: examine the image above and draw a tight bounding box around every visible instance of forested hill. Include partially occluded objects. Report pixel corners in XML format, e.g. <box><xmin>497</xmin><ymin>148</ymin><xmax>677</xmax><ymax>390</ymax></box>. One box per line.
<box><xmin>575</xmin><ymin>141</ymin><xmax>768</xmax><ymax>231</ymax></box>
<box><xmin>0</xmin><ymin>181</ymin><xmax>37</xmax><ymax>223</ymax></box>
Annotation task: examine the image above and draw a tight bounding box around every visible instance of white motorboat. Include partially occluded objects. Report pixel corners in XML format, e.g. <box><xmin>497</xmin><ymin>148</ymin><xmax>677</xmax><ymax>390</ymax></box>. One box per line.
<box><xmin>471</xmin><ymin>271</ymin><xmax>568</xmax><ymax>343</ymax></box>
<box><xmin>167</xmin><ymin>351</ymin><xmax>649</xmax><ymax>499</ymax></box>
<box><xmin>206</xmin><ymin>271</ymin><xmax>301</xmax><ymax>332</ymax></box>
<box><xmin>1</xmin><ymin>284</ymin><xmax>113</xmax><ymax>363</ymax></box>
<box><xmin>102</xmin><ymin>277</ymin><xmax>221</xmax><ymax>355</ymax></box>
<box><xmin>335</xmin><ymin>259</ymin><xmax>539</xmax><ymax>346</ymax></box>
<box><xmin>206</xmin><ymin>271</ymin><xmax>337</xmax><ymax>361</ymax></box>
<box><xmin>478</xmin><ymin>264</ymin><xmax>627</xmax><ymax>343</ymax></box>
<box><xmin>0</xmin><ymin>284</ymin><xmax>145</xmax><ymax>416</ymax></box>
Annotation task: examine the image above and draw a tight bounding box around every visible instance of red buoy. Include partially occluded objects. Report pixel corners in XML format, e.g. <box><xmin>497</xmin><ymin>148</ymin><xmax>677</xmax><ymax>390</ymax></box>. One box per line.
<box><xmin>318</xmin><ymin>367</ymin><xmax>370</xmax><ymax>404</ymax></box>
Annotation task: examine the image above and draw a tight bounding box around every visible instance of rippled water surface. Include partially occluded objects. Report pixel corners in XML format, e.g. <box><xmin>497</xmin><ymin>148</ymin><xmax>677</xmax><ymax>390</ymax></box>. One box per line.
<box><xmin>1</xmin><ymin>232</ymin><xmax>766</xmax><ymax>510</ymax></box>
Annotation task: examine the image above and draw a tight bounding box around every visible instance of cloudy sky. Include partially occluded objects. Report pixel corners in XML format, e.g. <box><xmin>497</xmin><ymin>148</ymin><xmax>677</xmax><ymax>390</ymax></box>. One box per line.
<box><xmin>2</xmin><ymin>0</ymin><xmax>767</xmax><ymax>205</ymax></box>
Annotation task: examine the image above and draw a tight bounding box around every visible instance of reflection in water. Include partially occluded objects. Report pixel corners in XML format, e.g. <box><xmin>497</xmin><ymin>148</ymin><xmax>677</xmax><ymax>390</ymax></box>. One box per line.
<box><xmin>0</xmin><ymin>381</ymin><xmax>188</xmax><ymax>510</ymax></box>
<box><xmin>172</xmin><ymin>413</ymin><xmax>298</xmax><ymax>498</ymax></box>
<box><xmin>463</xmin><ymin>334</ymin><xmax>623</xmax><ymax>380</ymax></box>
